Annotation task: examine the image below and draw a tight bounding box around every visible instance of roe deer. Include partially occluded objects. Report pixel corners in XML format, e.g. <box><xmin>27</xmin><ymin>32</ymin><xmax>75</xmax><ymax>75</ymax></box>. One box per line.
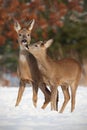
<box><xmin>14</xmin><ymin>19</ymin><xmax>51</xmax><ymax>108</ymax></box>
<box><xmin>25</xmin><ymin>39</ymin><xmax>82</xmax><ymax>112</ymax></box>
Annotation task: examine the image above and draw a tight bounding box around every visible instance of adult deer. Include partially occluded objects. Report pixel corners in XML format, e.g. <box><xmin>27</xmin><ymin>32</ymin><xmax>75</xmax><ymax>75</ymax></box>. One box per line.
<box><xmin>25</xmin><ymin>39</ymin><xmax>82</xmax><ymax>112</ymax></box>
<box><xmin>14</xmin><ymin>19</ymin><xmax>51</xmax><ymax>109</ymax></box>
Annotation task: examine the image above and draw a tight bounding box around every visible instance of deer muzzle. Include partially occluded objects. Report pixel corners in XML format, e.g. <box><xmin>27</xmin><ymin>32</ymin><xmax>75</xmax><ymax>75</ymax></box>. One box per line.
<box><xmin>21</xmin><ymin>39</ymin><xmax>27</xmax><ymax>44</ymax></box>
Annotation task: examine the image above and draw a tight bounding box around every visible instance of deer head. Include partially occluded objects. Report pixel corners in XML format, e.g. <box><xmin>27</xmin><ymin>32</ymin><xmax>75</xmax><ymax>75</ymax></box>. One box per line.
<box><xmin>14</xmin><ymin>19</ymin><xmax>35</xmax><ymax>49</ymax></box>
<box><xmin>26</xmin><ymin>39</ymin><xmax>53</xmax><ymax>58</ymax></box>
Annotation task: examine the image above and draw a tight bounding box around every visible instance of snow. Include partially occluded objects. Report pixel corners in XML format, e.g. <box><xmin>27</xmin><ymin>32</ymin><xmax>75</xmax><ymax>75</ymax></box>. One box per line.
<box><xmin>0</xmin><ymin>86</ymin><xmax>87</xmax><ymax>130</ymax></box>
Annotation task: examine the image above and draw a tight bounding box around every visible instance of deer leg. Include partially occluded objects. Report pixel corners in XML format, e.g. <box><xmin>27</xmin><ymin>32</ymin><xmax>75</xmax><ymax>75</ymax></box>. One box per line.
<box><xmin>51</xmin><ymin>86</ymin><xmax>58</xmax><ymax>111</ymax></box>
<box><xmin>56</xmin><ymin>89</ymin><xmax>59</xmax><ymax>111</ymax></box>
<box><xmin>70</xmin><ymin>83</ymin><xmax>78</xmax><ymax>112</ymax></box>
<box><xmin>40</xmin><ymin>83</ymin><xmax>51</xmax><ymax>109</ymax></box>
<box><xmin>32</xmin><ymin>82</ymin><xmax>38</xmax><ymax>108</ymax></box>
<box><xmin>59</xmin><ymin>86</ymin><xmax>70</xmax><ymax>113</ymax></box>
<box><xmin>15</xmin><ymin>80</ymin><xmax>25</xmax><ymax>106</ymax></box>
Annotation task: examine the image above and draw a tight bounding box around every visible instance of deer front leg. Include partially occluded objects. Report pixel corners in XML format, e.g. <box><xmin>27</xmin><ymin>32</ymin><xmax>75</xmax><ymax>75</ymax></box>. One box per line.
<box><xmin>39</xmin><ymin>83</ymin><xmax>51</xmax><ymax>109</ymax></box>
<box><xmin>56</xmin><ymin>89</ymin><xmax>59</xmax><ymax>111</ymax></box>
<box><xmin>32</xmin><ymin>82</ymin><xmax>38</xmax><ymax>108</ymax></box>
<box><xmin>15</xmin><ymin>80</ymin><xmax>25</xmax><ymax>106</ymax></box>
<box><xmin>51</xmin><ymin>86</ymin><xmax>58</xmax><ymax>111</ymax></box>
<box><xmin>59</xmin><ymin>86</ymin><xmax>70</xmax><ymax>113</ymax></box>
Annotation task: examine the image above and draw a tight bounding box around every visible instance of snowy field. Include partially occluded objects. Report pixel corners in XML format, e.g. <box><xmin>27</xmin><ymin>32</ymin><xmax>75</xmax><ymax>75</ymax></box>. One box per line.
<box><xmin>0</xmin><ymin>85</ymin><xmax>87</xmax><ymax>130</ymax></box>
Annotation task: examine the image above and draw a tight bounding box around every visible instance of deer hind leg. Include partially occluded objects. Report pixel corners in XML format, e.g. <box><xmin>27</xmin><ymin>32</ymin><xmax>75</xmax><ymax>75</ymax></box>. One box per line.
<box><xmin>32</xmin><ymin>82</ymin><xmax>38</xmax><ymax>108</ymax></box>
<box><xmin>59</xmin><ymin>85</ymin><xmax>70</xmax><ymax>113</ymax></box>
<box><xmin>70</xmin><ymin>82</ymin><xmax>78</xmax><ymax>112</ymax></box>
<box><xmin>40</xmin><ymin>83</ymin><xmax>51</xmax><ymax>109</ymax></box>
<box><xmin>15</xmin><ymin>80</ymin><xmax>25</xmax><ymax>106</ymax></box>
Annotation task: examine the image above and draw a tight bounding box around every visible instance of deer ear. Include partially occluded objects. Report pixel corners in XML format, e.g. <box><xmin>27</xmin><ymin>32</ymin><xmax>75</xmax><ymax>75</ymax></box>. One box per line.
<box><xmin>14</xmin><ymin>20</ymin><xmax>21</xmax><ymax>33</ymax></box>
<box><xmin>28</xmin><ymin>19</ymin><xmax>35</xmax><ymax>31</ymax></box>
<box><xmin>45</xmin><ymin>39</ymin><xmax>53</xmax><ymax>48</ymax></box>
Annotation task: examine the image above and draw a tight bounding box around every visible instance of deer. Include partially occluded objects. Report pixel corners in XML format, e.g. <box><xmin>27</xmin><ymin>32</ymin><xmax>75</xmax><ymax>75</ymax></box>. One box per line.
<box><xmin>25</xmin><ymin>39</ymin><xmax>82</xmax><ymax>112</ymax></box>
<box><xmin>14</xmin><ymin>19</ymin><xmax>51</xmax><ymax>109</ymax></box>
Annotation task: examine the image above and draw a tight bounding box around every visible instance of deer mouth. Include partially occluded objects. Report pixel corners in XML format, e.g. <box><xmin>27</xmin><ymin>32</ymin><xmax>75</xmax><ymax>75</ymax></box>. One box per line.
<box><xmin>21</xmin><ymin>39</ymin><xmax>27</xmax><ymax>45</ymax></box>
<box><xmin>21</xmin><ymin>39</ymin><xmax>29</xmax><ymax>49</ymax></box>
<box><xmin>25</xmin><ymin>44</ymin><xmax>29</xmax><ymax>49</ymax></box>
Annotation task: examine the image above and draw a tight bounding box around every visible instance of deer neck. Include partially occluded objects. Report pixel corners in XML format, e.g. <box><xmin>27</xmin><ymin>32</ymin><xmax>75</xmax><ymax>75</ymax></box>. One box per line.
<box><xmin>36</xmin><ymin>52</ymin><xmax>53</xmax><ymax>75</ymax></box>
<box><xmin>18</xmin><ymin>43</ymin><xmax>29</xmax><ymax>62</ymax></box>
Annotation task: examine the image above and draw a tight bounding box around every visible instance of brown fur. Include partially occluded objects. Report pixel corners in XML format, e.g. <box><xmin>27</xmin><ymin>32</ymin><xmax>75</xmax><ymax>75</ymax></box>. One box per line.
<box><xmin>26</xmin><ymin>39</ymin><xmax>82</xmax><ymax>112</ymax></box>
<box><xmin>14</xmin><ymin>20</ymin><xmax>51</xmax><ymax>108</ymax></box>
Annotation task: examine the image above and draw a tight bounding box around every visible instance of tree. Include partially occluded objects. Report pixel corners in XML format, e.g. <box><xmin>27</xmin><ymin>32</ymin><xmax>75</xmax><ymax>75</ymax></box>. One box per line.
<box><xmin>0</xmin><ymin>0</ymin><xmax>86</xmax><ymax>72</ymax></box>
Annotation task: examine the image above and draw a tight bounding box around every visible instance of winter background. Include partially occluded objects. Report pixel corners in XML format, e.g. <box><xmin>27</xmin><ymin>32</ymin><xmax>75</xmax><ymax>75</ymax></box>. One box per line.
<box><xmin>0</xmin><ymin>84</ymin><xmax>87</xmax><ymax>130</ymax></box>
<box><xmin>0</xmin><ymin>0</ymin><xmax>87</xmax><ymax>130</ymax></box>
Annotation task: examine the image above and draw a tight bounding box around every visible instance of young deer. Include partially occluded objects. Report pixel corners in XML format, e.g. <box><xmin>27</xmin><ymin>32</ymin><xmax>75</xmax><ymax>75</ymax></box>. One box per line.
<box><xmin>25</xmin><ymin>39</ymin><xmax>82</xmax><ymax>112</ymax></box>
<box><xmin>14</xmin><ymin>19</ymin><xmax>51</xmax><ymax>109</ymax></box>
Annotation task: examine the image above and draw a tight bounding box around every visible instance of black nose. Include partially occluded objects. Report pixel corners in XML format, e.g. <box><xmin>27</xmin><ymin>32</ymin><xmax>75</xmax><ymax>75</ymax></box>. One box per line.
<box><xmin>22</xmin><ymin>39</ymin><xmax>27</xmax><ymax>43</ymax></box>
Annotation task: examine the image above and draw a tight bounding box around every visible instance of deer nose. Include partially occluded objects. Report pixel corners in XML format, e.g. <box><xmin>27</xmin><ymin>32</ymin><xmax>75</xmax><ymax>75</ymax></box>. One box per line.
<box><xmin>22</xmin><ymin>39</ymin><xmax>27</xmax><ymax>43</ymax></box>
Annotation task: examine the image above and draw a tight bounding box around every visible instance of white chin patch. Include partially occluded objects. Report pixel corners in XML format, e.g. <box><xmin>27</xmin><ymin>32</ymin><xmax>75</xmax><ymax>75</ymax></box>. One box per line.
<box><xmin>22</xmin><ymin>42</ymin><xmax>27</xmax><ymax>45</ymax></box>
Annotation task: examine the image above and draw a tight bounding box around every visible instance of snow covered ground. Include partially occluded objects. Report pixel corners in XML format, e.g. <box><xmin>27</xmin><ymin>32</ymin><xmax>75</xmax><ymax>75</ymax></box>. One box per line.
<box><xmin>0</xmin><ymin>85</ymin><xmax>87</xmax><ymax>130</ymax></box>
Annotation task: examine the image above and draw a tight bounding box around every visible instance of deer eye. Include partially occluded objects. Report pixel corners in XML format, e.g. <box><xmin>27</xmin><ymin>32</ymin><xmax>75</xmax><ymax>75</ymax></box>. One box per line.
<box><xmin>35</xmin><ymin>44</ymin><xmax>38</xmax><ymax>47</ymax></box>
<box><xmin>27</xmin><ymin>34</ymin><xmax>30</xmax><ymax>36</ymax></box>
<box><xmin>19</xmin><ymin>34</ymin><xmax>22</xmax><ymax>37</ymax></box>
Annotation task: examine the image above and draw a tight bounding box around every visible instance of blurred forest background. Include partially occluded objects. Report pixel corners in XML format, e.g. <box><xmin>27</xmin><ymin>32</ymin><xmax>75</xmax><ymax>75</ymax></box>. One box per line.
<box><xmin>0</xmin><ymin>0</ymin><xmax>87</xmax><ymax>86</ymax></box>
